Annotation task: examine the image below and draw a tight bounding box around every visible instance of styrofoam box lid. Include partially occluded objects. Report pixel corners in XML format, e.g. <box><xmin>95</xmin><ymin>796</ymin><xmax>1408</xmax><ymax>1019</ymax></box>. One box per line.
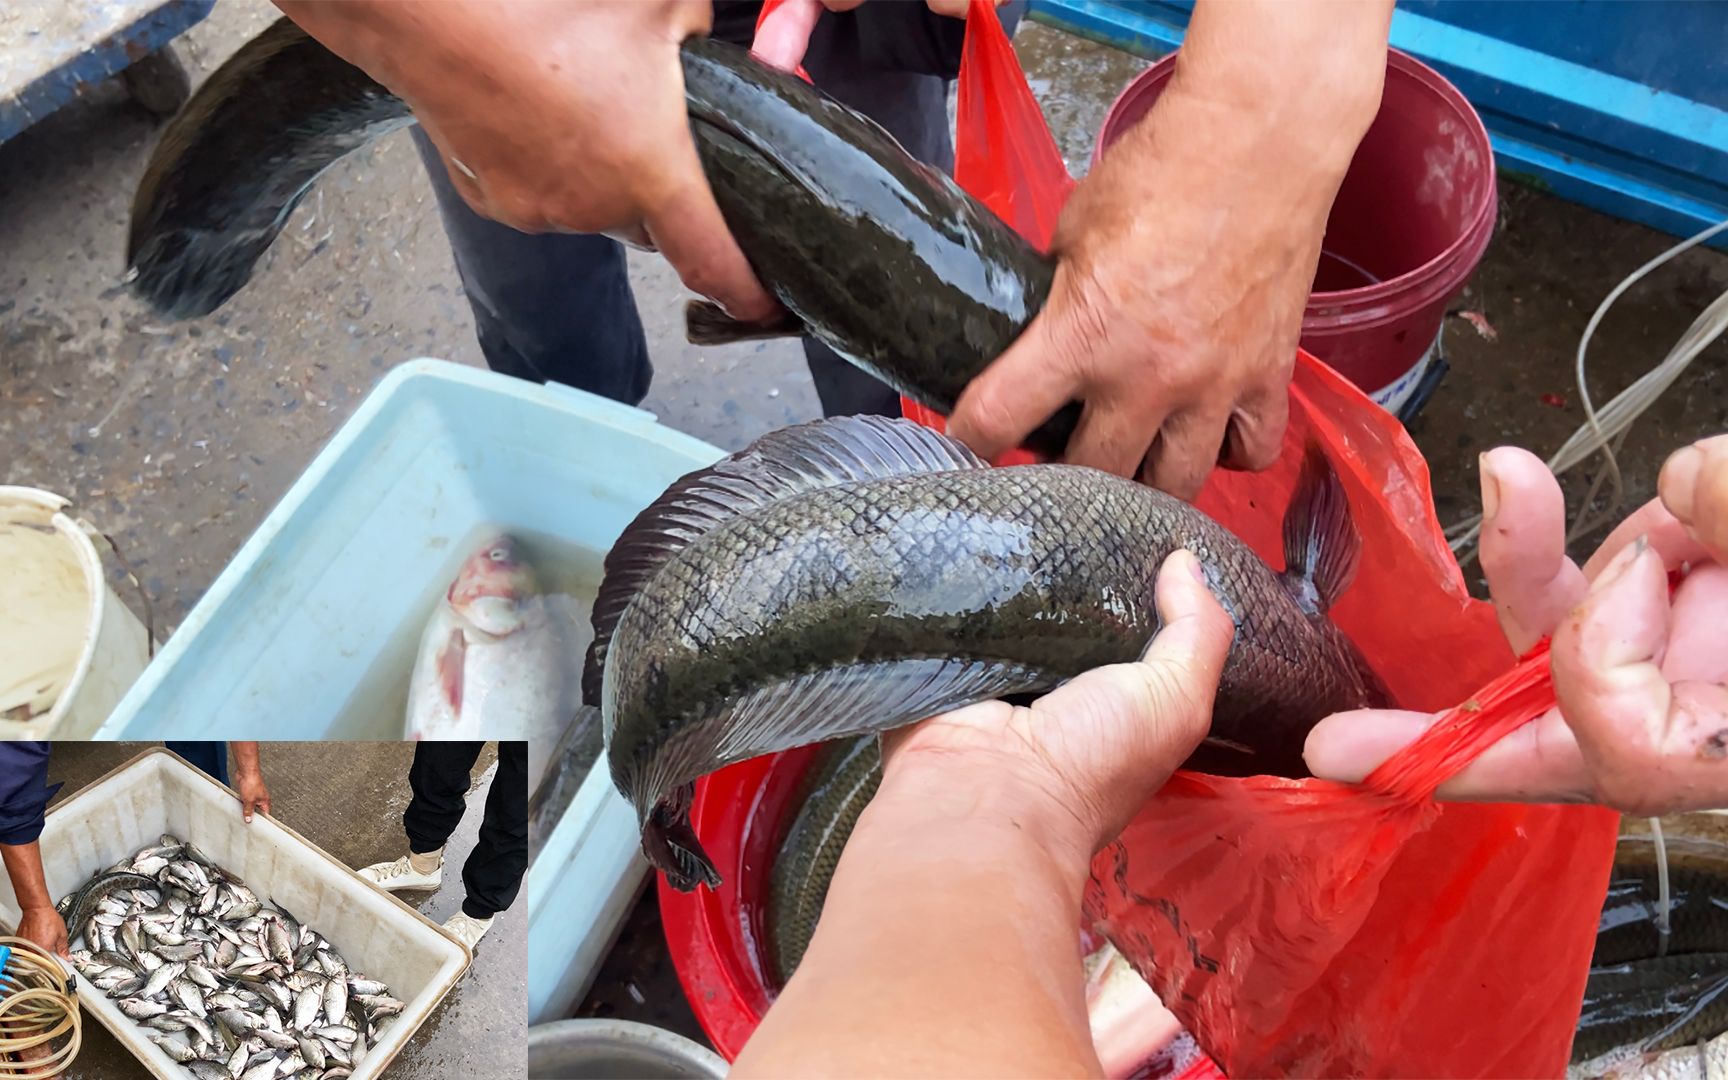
<box><xmin>0</xmin><ymin>749</ymin><xmax>470</xmax><ymax>1079</ymax></box>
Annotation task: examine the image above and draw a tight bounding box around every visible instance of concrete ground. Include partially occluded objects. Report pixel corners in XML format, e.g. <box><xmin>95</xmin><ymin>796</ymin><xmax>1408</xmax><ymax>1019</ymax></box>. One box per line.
<box><xmin>2</xmin><ymin>0</ymin><xmax>1726</xmax><ymax>1063</ymax></box>
<box><xmin>42</xmin><ymin>742</ymin><xmax>522</xmax><ymax>1079</ymax></box>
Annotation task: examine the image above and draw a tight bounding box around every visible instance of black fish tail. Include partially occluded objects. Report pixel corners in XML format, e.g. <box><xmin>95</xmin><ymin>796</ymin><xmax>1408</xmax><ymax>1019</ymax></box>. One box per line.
<box><xmin>685</xmin><ymin>299</ymin><xmax>806</xmax><ymax>345</ymax></box>
<box><xmin>642</xmin><ymin>791</ymin><xmax>722</xmax><ymax>893</ymax></box>
<box><xmin>1279</xmin><ymin>443</ymin><xmax>1361</xmax><ymax>616</ymax></box>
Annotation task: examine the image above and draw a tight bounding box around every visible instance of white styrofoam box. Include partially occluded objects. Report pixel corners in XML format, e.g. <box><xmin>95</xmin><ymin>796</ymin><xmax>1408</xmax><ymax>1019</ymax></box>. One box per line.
<box><xmin>0</xmin><ymin>748</ymin><xmax>469</xmax><ymax>1079</ymax></box>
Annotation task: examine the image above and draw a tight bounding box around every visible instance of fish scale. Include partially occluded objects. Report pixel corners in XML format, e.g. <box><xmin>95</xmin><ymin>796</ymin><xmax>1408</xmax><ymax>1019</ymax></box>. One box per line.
<box><xmin>63</xmin><ymin>836</ymin><xmax>404</xmax><ymax>1079</ymax></box>
<box><xmin>597</xmin><ymin>417</ymin><xmax>1388</xmax><ymax>891</ymax></box>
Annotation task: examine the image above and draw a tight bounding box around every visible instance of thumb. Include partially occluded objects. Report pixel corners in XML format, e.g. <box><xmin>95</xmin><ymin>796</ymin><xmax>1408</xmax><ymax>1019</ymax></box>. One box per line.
<box><xmin>1037</xmin><ymin>550</ymin><xmax>1234</xmax><ymax>762</ymax></box>
<box><xmin>750</xmin><ymin>0</ymin><xmax>823</xmax><ymax>72</ymax></box>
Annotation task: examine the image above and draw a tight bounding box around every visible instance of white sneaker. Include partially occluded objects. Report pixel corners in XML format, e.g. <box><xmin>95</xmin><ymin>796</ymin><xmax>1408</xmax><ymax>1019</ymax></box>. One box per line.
<box><xmin>443</xmin><ymin>911</ymin><xmax>493</xmax><ymax>950</ymax></box>
<box><xmin>357</xmin><ymin>854</ymin><xmax>442</xmax><ymax>891</ymax></box>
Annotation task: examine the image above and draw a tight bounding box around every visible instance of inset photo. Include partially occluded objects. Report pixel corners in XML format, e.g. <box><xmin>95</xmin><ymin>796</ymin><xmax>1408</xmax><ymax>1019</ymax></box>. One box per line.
<box><xmin>0</xmin><ymin>742</ymin><xmax>523</xmax><ymax>1079</ymax></box>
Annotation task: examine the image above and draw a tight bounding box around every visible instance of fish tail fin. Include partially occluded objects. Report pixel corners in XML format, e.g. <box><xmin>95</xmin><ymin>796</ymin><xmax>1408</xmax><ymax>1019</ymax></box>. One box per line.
<box><xmin>685</xmin><ymin>299</ymin><xmax>805</xmax><ymax>346</ymax></box>
<box><xmin>1279</xmin><ymin>443</ymin><xmax>1360</xmax><ymax>615</ymax></box>
<box><xmin>641</xmin><ymin>790</ymin><xmax>722</xmax><ymax>893</ymax></box>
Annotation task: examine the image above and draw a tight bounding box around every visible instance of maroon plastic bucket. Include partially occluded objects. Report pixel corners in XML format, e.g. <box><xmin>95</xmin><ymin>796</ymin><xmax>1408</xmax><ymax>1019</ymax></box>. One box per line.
<box><xmin>1095</xmin><ymin>49</ymin><xmax>1496</xmax><ymax>418</ymax></box>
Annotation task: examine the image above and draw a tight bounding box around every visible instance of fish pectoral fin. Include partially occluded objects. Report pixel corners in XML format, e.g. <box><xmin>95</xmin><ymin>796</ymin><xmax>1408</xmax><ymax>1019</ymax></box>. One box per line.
<box><xmin>1278</xmin><ymin>442</ymin><xmax>1362</xmax><ymax>615</ymax></box>
<box><xmin>685</xmin><ymin>299</ymin><xmax>805</xmax><ymax>346</ymax></box>
<box><xmin>585</xmin><ymin>416</ymin><xmax>991</xmax><ymax>706</ymax></box>
<box><xmin>436</xmin><ymin>629</ymin><xmax>466</xmax><ymax>712</ymax></box>
<box><xmin>642</xmin><ymin>791</ymin><xmax>723</xmax><ymax>893</ymax></box>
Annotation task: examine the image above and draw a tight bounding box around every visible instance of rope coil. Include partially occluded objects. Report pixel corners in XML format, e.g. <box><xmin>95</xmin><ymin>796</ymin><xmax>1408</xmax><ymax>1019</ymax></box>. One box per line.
<box><xmin>0</xmin><ymin>938</ymin><xmax>79</xmax><ymax>1078</ymax></box>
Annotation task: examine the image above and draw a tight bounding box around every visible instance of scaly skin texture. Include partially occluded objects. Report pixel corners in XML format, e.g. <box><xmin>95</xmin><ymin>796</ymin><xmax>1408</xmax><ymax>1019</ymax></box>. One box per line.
<box><xmin>1594</xmin><ymin>841</ymin><xmax>1728</xmax><ymax>966</ymax></box>
<box><xmin>1574</xmin><ymin>952</ymin><xmax>1728</xmax><ymax>1063</ymax></box>
<box><xmin>607</xmin><ymin>463</ymin><xmax>1385</xmax><ymax>844</ymax></box>
<box><xmin>767</xmin><ymin>735</ymin><xmax>882</xmax><ymax>988</ymax></box>
<box><xmin>679</xmin><ymin>39</ymin><xmax>1073</xmax><ymax>455</ymax></box>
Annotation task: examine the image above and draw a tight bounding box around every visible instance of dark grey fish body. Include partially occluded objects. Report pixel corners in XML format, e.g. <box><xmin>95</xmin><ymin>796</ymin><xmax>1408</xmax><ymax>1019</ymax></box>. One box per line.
<box><xmin>126</xmin><ymin>25</ymin><xmax>1076</xmax><ymax>455</ymax></box>
<box><xmin>68</xmin><ymin>872</ymin><xmax>157</xmax><ymax>946</ymax></box>
<box><xmin>1595</xmin><ymin>837</ymin><xmax>1728</xmax><ymax>968</ymax></box>
<box><xmin>767</xmin><ymin>736</ymin><xmax>882</xmax><ymax>989</ymax></box>
<box><xmin>592</xmin><ymin>417</ymin><xmax>1387</xmax><ymax>892</ymax></box>
<box><xmin>1575</xmin><ymin>952</ymin><xmax>1728</xmax><ymax>1063</ymax></box>
<box><xmin>528</xmin><ymin>704</ymin><xmax>604</xmax><ymax>862</ymax></box>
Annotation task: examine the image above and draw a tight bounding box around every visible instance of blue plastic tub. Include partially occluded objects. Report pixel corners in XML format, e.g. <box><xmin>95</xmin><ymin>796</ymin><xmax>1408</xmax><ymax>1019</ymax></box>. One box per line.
<box><xmin>95</xmin><ymin>359</ymin><xmax>723</xmax><ymax>741</ymax></box>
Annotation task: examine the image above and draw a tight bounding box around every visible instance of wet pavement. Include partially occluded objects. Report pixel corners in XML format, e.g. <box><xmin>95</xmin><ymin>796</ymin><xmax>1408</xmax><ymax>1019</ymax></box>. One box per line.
<box><xmin>42</xmin><ymin>742</ymin><xmax>523</xmax><ymax>1079</ymax></box>
<box><xmin>1</xmin><ymin>0</ymin><xmax>1725</xmax><ymax>1067</ymax></box>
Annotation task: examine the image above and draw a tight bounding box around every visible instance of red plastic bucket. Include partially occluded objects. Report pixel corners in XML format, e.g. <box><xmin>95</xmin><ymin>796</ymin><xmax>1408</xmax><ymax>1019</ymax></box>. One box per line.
<box><xmin>659</xmin><ymin>752</ymin><xmax>1221</xmax><ymax>1075</ymax></box>
<box><xmin>1096</xmin><ymin>48</ymin><xmax>1496</xmax><ymax>416</ymax></box>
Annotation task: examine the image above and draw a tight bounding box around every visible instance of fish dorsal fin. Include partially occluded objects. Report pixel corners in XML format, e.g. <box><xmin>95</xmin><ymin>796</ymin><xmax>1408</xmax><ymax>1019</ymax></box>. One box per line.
<box><xmin>583</xmin><ymin>416</ymin><xmax>988</xmax><ymax>704</ymax></box>
<box><xmin>635</xmin><ymin>655</ymin><xmax>1052</xmax><ymax>891</ymax></box>
<box><xmin>1279</xmin><ymin>443</ymin><xmax>1361</xmax><ymax>615</ymax></box>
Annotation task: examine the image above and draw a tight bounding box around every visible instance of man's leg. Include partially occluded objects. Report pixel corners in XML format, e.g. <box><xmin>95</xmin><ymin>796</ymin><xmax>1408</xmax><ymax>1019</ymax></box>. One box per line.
<box><xmin>457</xmin><ymin>741</ymin><xmax>528</xmax><ymax>922</ymax></box>
<box><xmin>411</xmin><ymin>128</ymin><xmax>653</xmax><ymax>404</ymax></box>
<box><xmin>359</xmin><ymin>743</ymin><xmax>483</xmax><ymax>893</ymax></box>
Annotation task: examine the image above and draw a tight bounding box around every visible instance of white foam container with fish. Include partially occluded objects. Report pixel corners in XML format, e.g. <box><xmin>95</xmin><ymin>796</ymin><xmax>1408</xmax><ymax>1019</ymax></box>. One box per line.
<box><xmin>92</xmin><ymin>359</ymin><xmax>723</xmax><ymax>741</ymax></box>
<box><xmin>0</xmin><ymin>748</ymin><xmax>471</xmax><ymax>1079</ymax></box>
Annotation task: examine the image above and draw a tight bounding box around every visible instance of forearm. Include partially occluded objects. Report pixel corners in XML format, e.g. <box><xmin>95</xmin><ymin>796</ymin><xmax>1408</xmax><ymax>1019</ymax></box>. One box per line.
<box><xmin>1</xmin><ymin>842</ymin><xmax>53</xmax><ymax>913</ymax></box>
<box><xmin>732</xmin><ymin>770</ymin><xmax>1100</xmax><ymax>1078</ymax></box>
<box><xmin>230</xmin><ymin>742</ymin><xmax>261</xmax><ymax>778</ymax></box>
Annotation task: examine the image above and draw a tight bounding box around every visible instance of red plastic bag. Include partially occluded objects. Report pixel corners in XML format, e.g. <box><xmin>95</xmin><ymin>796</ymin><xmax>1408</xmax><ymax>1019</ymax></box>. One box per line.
<box><xmin>919</xmin><ymin>4</ymin><xmax>1621</xmax><ymax>1075</ymax></box>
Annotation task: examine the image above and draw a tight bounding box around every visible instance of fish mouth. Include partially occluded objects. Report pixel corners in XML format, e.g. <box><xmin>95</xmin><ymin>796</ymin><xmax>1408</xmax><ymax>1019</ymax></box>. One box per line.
<box><xmin>450</xmin><ymin>592</ymin><xmax>525</xmax><ymax>637</ymax></box>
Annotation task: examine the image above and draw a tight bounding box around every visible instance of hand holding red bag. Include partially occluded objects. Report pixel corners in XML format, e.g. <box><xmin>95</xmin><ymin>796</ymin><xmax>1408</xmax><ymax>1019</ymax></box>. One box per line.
<box><xmin>930</xmin><ymin>5</ymin><xmax>1618</xmax><ymax>1076</ymax></box>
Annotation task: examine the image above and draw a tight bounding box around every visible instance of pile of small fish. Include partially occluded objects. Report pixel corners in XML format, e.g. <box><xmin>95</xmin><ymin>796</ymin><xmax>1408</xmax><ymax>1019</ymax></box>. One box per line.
<box><xmin>63</xmin><ymin>835</ymin><xmax>404</xmax><ymax>1080</ymax></box>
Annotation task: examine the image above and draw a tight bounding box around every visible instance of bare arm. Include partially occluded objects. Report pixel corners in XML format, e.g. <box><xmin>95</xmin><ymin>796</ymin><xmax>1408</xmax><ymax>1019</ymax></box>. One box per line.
<box><xmin>273</xmin><ymin>0</ymin><xmax>774</xmax><ymax>320</ymax></box>
<box><xmin>2</xmin><ymin>842</ymin><xmax>67</xmax><ymax>957</ymax></box>
<box><xmin>229</xmin><ymin>742</ymin><xmax>271</xmax><ymax>822</ymax></box>
<box><xmin>950</xmin><ymin>0</ymin><xmax>1395</xmax><ymax>496</ymax></box>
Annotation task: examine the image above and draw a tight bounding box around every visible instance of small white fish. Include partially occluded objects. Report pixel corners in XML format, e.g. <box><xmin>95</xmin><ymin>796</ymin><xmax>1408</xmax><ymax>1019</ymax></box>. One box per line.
<box><xmin>404</xmin><ymin>534</ymin><xmax>580</xmax><ymax>744</ymax></box>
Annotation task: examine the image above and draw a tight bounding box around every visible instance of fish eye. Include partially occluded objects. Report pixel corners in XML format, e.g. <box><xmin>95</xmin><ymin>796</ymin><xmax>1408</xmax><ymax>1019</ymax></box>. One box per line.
<box><xmin>488</xmin><ymin>547</ymin><xmax>508</xmax><ymax>562</ymax></box>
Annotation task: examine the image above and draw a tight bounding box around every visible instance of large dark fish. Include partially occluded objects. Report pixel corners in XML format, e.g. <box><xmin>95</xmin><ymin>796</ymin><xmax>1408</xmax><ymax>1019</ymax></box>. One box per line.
<box><xmin>1574</xmin><ymin>953</ymin><xmax>1728</xmax><ymax>1064</ymax></box>
<box><xmin>67</xmin><ymin>870</ymin><xmax>157</xmax><ymax>946</ymax></box>
<box><xmin>1595</xmin><ymin>837</ymin><xmax>1728</xmax><ymax>967</ymax></box>
<box><xmin>126</xmin><ymin>21</ymin><xmax>1076</xmax><ymax>455</ymax></box>
<box><xmin>593</xmin><ymin>415</ymin><xmax>1389</xmax><ymax>892</ymax></box>
<box><xmin>766</xmin><ymin>735</ymin><xmax>882</xmax><ymax>988</ymax></box>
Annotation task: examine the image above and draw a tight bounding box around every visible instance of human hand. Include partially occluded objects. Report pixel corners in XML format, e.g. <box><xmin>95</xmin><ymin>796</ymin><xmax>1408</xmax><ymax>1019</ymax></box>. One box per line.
<box><xmin>878</xmin><ymin>550</ymin><xmax>1235</xmax><ymax>862</ymax></box>
<box><xmin>751</xmin><ymin>0</ymin><xmax>994</xmax><ymax>72</ymax></box>
<box><xmin>16</xmin><ymin>906</ymin><xmax>68</xmax><ymax>959</ymax></box>
<box><xmin>1305</xmin><ymin>441</ymin><xmax>1728</xmax><ymax>814</ymax></box>
<box><xmin>277</xmin><ymin>0</ymin><xmax>776</xmax><ymax>321</ymax></box>
<box><xmin>235</xmin><ymin>767</ymin><xmax>272</xmax><ymax>823</ymax></box>
<box><xmin>942</xmin><ymin>0</ymin><xmax>1388</xmax><ymax>498</ymax></box>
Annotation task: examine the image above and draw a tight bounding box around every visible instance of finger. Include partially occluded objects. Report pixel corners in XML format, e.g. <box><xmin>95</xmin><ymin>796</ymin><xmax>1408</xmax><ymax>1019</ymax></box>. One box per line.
<box><xmin>1064</xmin><ymin>400</ymin><xmax>1160</xmax><ymax>479</ymax></box>
<box><xmin>1038</xmin><ymin>550</ymin><xmax>1234</xmax><ymax>754</ymax></box>
<box><xmin>1661</xmin><ymin>434</ymin><xmax>1728</xmax><ymax>563</ymax></box>
<box><xmin>1549</xmin><ymin>539</ymin><xmax>1690</xmax><ymax>813</ymax></box>
<box><xmin>1664</xmin><ymin>563</ymin><xmax>1728</xmax><ymax>684</ymax></box>
<box><xmin>1304</xmin><ymin>706</ymin><xmax>1594</xmax><ymax>802</ymax></box>
<box><xmin>1218</xmin><ymin>388</ymin><xmax>1287</xmax><ymax>473</ymax></box>
<box><xmin>643</xmin><ymin>169</ymin><xmax>779</xmax><ymax>323</ymax></box>
<box><xmin>751</xmin><ymin>0</ymin><xmax>823</xmax><ymax>71</ymax></box>
<box><xmin>947</xmin><ymin>277</ymin><xmax>1103</xmax><ymax>460</ymax></box>
<box><xmin>1476</xmin><ymin>446</ymin><xmax>1586</xmax><ymax>652</ymax></box>
<box><xmin>1141</xmin><ymin>409</ymin><xmax>1231</xmax><ymax>501</ymax></box>
<box><xmin>242</xmin><ymin>799</ymin><xmax>253</xmax><ymax>823</ymax></box>
<box><xmin>259</xmin><ymin>794</ymin><xmax>272</xmax><ymax>819</ymax></box>
<box><xmin>1581</xmin><ymin>498</ymin><xmax>1708</xmax><ymax>580</ymax></box>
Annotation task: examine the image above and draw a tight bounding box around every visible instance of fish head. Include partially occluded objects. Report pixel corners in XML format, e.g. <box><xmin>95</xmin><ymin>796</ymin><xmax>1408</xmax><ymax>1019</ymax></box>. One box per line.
<box><xmin>446</xmin><ymin>535</ymin><xmax>537</xmax><ymax>636</ymax></box>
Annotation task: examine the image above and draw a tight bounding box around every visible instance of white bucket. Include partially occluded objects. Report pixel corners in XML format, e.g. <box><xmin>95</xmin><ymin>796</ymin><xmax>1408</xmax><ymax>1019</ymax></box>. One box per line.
<box><xmin>0</xmin><ymin>487</ymin><xmax>151</xmax><ymax>738</ymax></box>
